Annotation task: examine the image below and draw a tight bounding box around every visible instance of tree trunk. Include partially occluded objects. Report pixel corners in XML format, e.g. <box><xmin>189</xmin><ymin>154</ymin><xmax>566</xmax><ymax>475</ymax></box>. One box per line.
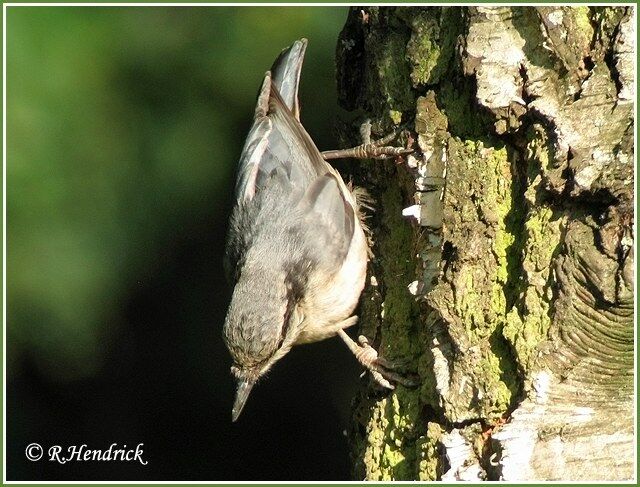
<box><xmin>335</xmin><ymin>6</ymin><xmax>634</xmax><ymax>481</ymax></box>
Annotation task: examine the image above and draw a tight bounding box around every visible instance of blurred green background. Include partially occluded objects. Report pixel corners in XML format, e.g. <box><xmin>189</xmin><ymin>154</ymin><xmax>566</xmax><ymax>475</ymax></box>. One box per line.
<box><xmin>7</xmin><ymin>6</ymin><xmax>363</xmax><ymax>480</ymax></box>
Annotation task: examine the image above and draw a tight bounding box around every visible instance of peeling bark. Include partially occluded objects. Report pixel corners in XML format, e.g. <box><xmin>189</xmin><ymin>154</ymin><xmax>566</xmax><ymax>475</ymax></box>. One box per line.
<box><xmin>335</xmin><ymin>6</ymin><xmax>634</xmax><ymax>481</ymax></box>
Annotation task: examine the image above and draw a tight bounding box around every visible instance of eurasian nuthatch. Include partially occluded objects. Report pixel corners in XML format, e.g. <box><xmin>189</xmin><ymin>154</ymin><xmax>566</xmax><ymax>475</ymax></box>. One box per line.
<box><xmin>223</xmin><ymin>39</ymin><xmax>411</xmax><ymax>421</ymax></box>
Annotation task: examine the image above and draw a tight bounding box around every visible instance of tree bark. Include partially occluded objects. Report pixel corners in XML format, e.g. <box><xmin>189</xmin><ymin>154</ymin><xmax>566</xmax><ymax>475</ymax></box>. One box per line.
<box><xmin>335</xmin><ymin>6</ymin><xmax>634</xmax><ymax>481</ymax></box>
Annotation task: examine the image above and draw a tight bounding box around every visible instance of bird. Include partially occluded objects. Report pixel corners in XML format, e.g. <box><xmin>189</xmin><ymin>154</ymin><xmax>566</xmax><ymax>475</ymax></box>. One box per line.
<box><xmin>222</xmin><ymin>38</ymin><xmax>412</xmax><ymax>422</ymax></box>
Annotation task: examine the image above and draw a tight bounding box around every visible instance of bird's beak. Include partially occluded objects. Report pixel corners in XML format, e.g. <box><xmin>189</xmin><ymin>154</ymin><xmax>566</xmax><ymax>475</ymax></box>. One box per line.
<box><xmin>232</xmin><ymin>379</ymin><xmax>255</xmax><ymax>422</ymax></box>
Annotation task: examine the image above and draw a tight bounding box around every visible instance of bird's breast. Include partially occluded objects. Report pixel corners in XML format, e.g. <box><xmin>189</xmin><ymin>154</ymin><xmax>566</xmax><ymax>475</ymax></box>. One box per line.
<box><xmin>294</xmin><ymin>222</ymin><xmax>369</xmax><ymax>344</ymax></box>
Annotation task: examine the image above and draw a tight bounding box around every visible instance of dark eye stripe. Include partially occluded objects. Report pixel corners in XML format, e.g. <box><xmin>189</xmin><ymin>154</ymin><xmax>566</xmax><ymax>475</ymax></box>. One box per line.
<box><xmin>277</xmin><ymin>299</ymin><xmax>295</xmax><ymax>349</ymax></box>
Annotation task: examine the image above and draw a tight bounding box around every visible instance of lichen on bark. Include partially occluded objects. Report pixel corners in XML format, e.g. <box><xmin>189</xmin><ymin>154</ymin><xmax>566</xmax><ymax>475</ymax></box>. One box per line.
<box><xmin>335</xmin><ymin>5</ymin><xmax>634</xmax><ymax>481</ymax></box>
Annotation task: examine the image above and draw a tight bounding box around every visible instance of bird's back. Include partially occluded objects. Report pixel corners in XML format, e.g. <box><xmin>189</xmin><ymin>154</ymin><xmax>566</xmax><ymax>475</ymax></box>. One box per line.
<box><xmin>225</xmin><ymin>40</ymin><xmax>357</xmax><ymax>288</ymax></box>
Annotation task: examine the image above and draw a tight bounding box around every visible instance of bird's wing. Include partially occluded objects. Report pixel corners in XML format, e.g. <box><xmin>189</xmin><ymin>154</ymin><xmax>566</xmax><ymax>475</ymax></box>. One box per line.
<box><xmin>230</xmin><ymin>39</ymin><xmax>356</xmax><ymax>276</ymax></box>
<box><xmin>296</xmin><ymin>172</ymin><xmax>355</xmax><ymax>272</ymax></box>
<box><xmin>235</xmin><ymin>72</ymin><xmax>329</xmax><ymax>203</ymax></box>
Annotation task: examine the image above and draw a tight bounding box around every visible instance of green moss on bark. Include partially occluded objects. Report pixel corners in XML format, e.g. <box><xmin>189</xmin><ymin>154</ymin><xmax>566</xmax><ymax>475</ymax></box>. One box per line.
<box><xmin>398</xmin><ymin>7</ymin><xmax>462</xmax><ymax>87</ymax></box>
<box><xmin>503</xmin><ymin>206</ymin><xmax>563</xmax><ymax>372</ymax></box>
<box><xmin>378</xmin><ymin>182</ymin><xmax>421</xmax><ymax>363</ymax></box>
<box><xmin>366</xmin><ymin>29</ymin><xmax>414</xmax><ymax>114</ymax></box>
<box><xmin>431</xmin><ymin>138</ymin><xmax>522</xmax><ymax>419</ymax></box>
<box><xmin>355</xmin><ymin>164</ymin><xmax>427</xmax><ymax>479</ymax></box>
<box><xmin>359</xmin><ymin>390</ymin><xmax>422</xmax><ymax>480</ymax></box>
<box><xmin>501</xmin><ymin>125</ymin><xmax>566</xmax><ymax>373</ymax></box>
<box><xmin>417</xmin><ymin>422</ymin><xmax>444</xmax><ymax>480</ymax></box>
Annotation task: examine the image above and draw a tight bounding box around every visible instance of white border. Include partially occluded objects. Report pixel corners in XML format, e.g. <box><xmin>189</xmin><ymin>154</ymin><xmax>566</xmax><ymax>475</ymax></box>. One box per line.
<box><xmin>2</xmin><ymin>2</ymin><xmax>637</xmax><ymax>485</ymax></box>
<box><xmin>2</xmin><ymin>0</ymin><xmax>7</xmax><ymax>482</ymax></box>
<box><xmin>1</xmin><ymin>2</ymin><xmax>638</xmax><ymax>6</ymax></box>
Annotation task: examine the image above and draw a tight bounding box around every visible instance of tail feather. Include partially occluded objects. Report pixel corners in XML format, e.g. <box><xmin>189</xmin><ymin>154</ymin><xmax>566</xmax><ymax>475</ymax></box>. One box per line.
<box><xmin>270</xmin><ymin>38</ymin><xmax>308</xmax><ymax>121</ymax></box>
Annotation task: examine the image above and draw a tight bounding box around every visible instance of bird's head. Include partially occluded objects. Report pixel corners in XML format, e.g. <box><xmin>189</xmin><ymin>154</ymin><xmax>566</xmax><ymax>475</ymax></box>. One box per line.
<box><xmin>222</xmin><ymin>274</ymin><xmax>304</xmax><ymax>421</ymax></box>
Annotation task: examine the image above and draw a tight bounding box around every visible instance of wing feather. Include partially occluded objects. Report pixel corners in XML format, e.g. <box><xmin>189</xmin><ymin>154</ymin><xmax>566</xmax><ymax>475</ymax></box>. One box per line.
<box><xmin>297</xmin><ymin>174</ymin><xmax>355</xmax><ymax>270</ymax></box>
<box><xmin>235</xmin><ymin>72</ymin><xmax>329</xmax><ymax>202</ymax></box>
<box><xmin>229</xmin><ymin>39</ymin><xmax>357</xmax><ymax>277</ymax></box>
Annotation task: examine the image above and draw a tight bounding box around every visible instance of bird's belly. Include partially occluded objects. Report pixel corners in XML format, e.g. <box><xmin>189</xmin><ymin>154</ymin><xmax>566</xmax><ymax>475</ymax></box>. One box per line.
<box><xmin>295</xmin><ymin>225</ymin><xmax>368</xmax><ymax>344</ymax></box>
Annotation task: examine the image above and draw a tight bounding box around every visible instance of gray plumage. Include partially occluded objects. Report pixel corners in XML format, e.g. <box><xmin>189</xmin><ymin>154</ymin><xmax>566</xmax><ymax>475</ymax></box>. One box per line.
<box><xmin>223</xmin><ymin>39</ymin><xmax>369</xmax><ymax>421</ymax></box>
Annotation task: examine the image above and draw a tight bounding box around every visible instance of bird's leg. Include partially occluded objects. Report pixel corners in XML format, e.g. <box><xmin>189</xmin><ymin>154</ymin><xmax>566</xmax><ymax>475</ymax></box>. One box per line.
<box><xmin>337</xmin><ymin>329</ymin><xmax>417</xmax><ymax>389</ymax></box>
<box><xmin>321</xmin><ymin>119</ymin><xmax>413</xmax><ymax>161</ymax></box>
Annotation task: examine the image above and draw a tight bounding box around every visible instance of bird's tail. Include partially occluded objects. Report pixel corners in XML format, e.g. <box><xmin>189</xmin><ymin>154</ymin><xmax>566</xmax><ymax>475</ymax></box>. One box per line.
<box><xmin>270</xmin><ymin>38</ymin><xmax>308</xmax><ymax>121</ymax></box>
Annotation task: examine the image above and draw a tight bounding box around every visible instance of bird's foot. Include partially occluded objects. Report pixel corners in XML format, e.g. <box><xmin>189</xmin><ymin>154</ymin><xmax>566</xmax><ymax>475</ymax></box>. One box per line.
<box><xmin>321</xmin><ymin>119</ymin><xmax>413</xmax><ymax>161</ymax></box>
<box><xmin>338</xmin><ymin>330</ymin><xmax>418</xmax><ymax>390</ymax></box>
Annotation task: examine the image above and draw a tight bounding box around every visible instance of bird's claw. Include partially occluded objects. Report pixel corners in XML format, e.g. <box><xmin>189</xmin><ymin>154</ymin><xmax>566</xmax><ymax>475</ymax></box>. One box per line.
<box><xmin>321</xmin><ymin>119</ymin><xmax>413</xmax><ymax>161</ymax></box>
<box><xmin>354</xmin><ymin>335</ymin><xmax>418</xmax><ymax>389</ymax></box>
